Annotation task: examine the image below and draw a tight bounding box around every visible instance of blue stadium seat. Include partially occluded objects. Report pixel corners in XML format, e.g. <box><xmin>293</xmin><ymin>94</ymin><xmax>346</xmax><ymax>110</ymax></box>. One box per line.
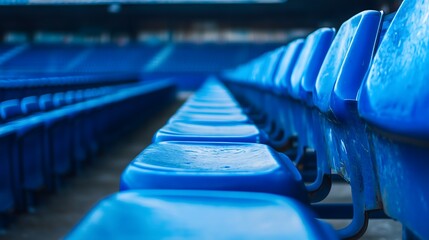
<box><xmin>1</xmin><ymin>99</ymin><xmax>23</xmax><ymax>122</ymax></box>
<box><xmin>261</xmin><ymin>39</ymin><xmax>305</xmax><ymax>147</ymax></box>
<box><xmin>65</xmin><ymin>91</ymin><xmax>75</xmax><ymax>105</ymax></box>
<box><xmin>169</xmin><ymin>81</ymin><xmax>249</xmax><ymax>124</ymax></box>
<box><xmin>222</xmin><ymin>9</ymin><xmax>386</xmax><ymax>239</ymax></box>
<box><xmin>67</xmin><ymin>190</ymin><xmax>338</xmax><ymax>240</ymax></box>
<box><xmin>39</xmin><ymin>94</ymin><xmax>54</xmax><ymax>112</ymax></box>
<box><xmin>121</xmin><ymin>141</ymin><xmax>307</xmax><ymax>202</ymax></box>
<box><xmin>273</xmin><ymin>39</ymin><xmax>305</xmax><ymax>96</ymax></box>
<box><xmin>53</xmin><ymin>92</ymin><xmax>66</xmax><ymax>108</ymax></box>
<box><xmin>153</xmin><ymin>79</ymin><xmax>266</xmax><ymax>142</ymax></box>
<box><xmin>358</xmin><ymin>0</ymin><xmax>429</xmax><ymax>238</ymax></box>
<box><xmin>153</xmin><ymin>121</ymin><xmax>263</xmax><ymax>143</ymax></box>
<box><xmin>310</xmin><ymin>10</ymin><xmax>384</xmax><ymax>238</ymax></box>
<box><xmin>21</xmin><ymin>96</ymin><xmax>40</xmax><ymax>115</ymax></box>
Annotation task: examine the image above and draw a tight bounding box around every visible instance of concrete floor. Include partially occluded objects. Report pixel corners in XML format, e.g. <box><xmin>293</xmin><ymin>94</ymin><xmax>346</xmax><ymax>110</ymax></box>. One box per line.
<box><xmin>0</xmin><ymin>100</ymin><xmax>402</xmax><ymax>240</ymax></box>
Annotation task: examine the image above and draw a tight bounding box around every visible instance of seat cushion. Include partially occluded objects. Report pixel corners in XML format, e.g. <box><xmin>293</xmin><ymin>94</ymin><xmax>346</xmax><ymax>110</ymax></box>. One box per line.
<box><xmin>67</xmin><ymin>190</ymin><xmax>338</xmax><ymax>240</ymax></box>
<box><xmin>121</xmin><ymin>142</ymin><xmax>307</xmax><ymax>201</ymax></box>
<box><xmin>153</xmin><ymin>122</ymin><xmax>263</xmax><ymax>143</ymax></box>
<box><xmin>178</xmin><ymin>105</ymin><xmax>243</xmax><ymax>114</ymax></box>
<box><xmin>184</xmin><ymin>99</ymin><xmax>240</xmax><ymax>108</ymax></box>
<box><xmin>168</xmin><ymin>112</ymin><xmax>249</xmax><ymax>124</ymax></box>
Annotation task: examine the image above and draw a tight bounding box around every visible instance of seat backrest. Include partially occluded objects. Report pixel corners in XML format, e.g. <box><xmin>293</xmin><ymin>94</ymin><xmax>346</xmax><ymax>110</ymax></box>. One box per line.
<box><xmin>65</xmin><ymin>91</ymin><xmax>75</xmax><ymax>105</ymax></box>
<box><xmin>313</xmin><ymin>10</ymin><xmax>382</xmax><ymax>119</ymax></box>
<box><xmin>309</xmin><ymin>11</ymin><xmax>384</xmax><ymax>229</ymax></box>
<box><xmin>359</xmin><ymin>1</ymin><xmax>429</xmax><ymax>140</ymax></box>
<box><xmin>289</xmin><ymin>28</ymin><xmax>335</xmax><ymax>104</ymax></box>
<box><xmin>21</xmin><ymin>96</ymin><xmax>40</xmax><ymax>115</ymax></box>
<box><xmin>258</xmin><ymin>47</ymin><xmax>286</xmax><ymax>89</ymax></box>
<box><xmin>74</xmin><ymin>90</ymin><xmax>84</xmax><ymax>102</ymax></box>
<box><xmin>358</xmin><ymin>0</ymin><xmax>429</xmax><ymax>238</ymax></box>
<box><xmin>53</xmin><ymin>92</ymin><xmax>66</xmax><ymax>107</ymax></box>
<box><xmin>272</xmin><ymin>39</ymin><xmax>305</xmax><ymax>95</ymax></box>
<box><xmin>39</xmin><ymin>94</ymin><xmax>54</xmax><ymax>111</ymax></box>
<box><xmin>0</xmin><ymin>99</ymin><xmax>23</xmax><ymax>122</ymax></box>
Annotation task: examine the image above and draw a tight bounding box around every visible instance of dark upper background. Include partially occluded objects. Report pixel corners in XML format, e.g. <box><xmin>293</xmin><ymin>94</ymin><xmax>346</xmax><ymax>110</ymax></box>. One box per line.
<box><xmin>0</xmin><ymin>0</ymin><xmax>401</xmax><ymax>38</ymax></box>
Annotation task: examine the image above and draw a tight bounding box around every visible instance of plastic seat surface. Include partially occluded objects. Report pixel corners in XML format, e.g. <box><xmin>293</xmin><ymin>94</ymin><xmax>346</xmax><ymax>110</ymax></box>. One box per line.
<box><xmin>1</xmin><ymin>99</ymin><xmax>23</xmax><ymax>122</ymax></box>
<box><xmin>39</xmin><ymin>94</ymin><xmax>54</xmax><ymax>111</ymax></box>
<box><xmin>359</xmin><ymin>0</ymin><xmax>429</xmax><ymax>140</ymax></box>
<box><xmin>21</xmin><ymin>96</ymin><xmax>40</xmax><ymax>115</ymax></box>
<box><xmin>153</xmin><ymin>122</ymin><xmax>263</xmax><ymax>143</ymax></box>
<box><xmin>121</xmin><ymin>141</ymin><xmax>307</xmax><ymax>201</ymax></box>
<box><xmin>178</xmin><ymin>105</ymin><xmax>243</xmax><ymax>114</ymax></box>
<box><xmin>273</xmin><ymin>38</ymin><xmax>305</xmax><ymax>95</ymax></box>
<box><xmin>358</xmin><ymin>0</ymin><xmax>429</xmax><ymax>238</ymax></box>
<box><xmin>290</xmin><ymin>28</ymin><xmax>335</xmax><ymax>104</ymax></box>
<box><xmin>309</xmin><ymin>10</ymin><xmax>383</xmax><ymax>210</ymax></box>
<box><xmin>314</xmin><ymin>10</ymin><xmax>382</xmax><ymax>119</ymax></box>
<box><xmin>184</xmin><ymin>100</ymin><xmax>239</xmax><ymax>108</ymax></box>
<box><xmin>168</xmin><ymin>113</ymin><xmax>249</xmax><ymax>124</ymax></box>
<box><xmin>67</xmin><ymin>190</ymin><xmax>338</xmax><ymax>240</ymax></box>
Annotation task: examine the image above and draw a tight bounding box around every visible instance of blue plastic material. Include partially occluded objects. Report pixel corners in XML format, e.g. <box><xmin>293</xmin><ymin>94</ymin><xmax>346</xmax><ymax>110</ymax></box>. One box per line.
<box><xmin>257</xmin><ymin>47</ymin><xmax>286</xmax><ymax>90</ymax></box>
<box><xmin>169</xmin><ymin>112</ymin><xmax>249</xmax><ymax>124</ymax></box>
<box><xmin>1</xmin><ymin>99</ymin><xmax>23</xmax><ymax>121</ymax></box>
<box><xmin>178</xmin><ymin>105</ymin><xmax>243</xmax><ymax>114</ymax></box>
<box><xmin>314</xmin><ymin>10</ymin><xmax>382</xmax><ymax>118</ymax></box>
<box><xmin>184</xmin><ymin>99</ymin><xmax>239</xmax><ymax>108</ymax></box>
<box><xmin>358</xmin><ymin>0</ymin><xmax>429</xmax><ymax>238</ymax></box>
<box><xmin>39</xmin><ymin>94</ymin><xmax>54</xmax><ymax>112</ymax></box>
<box><xmin>21</xmin><ymin>96</ymin><xmax>40</xmax><ymax>115</ymax></box>
<box><xmin>121</xmin><ymin>141</ymin><xmax>307</xmax><ymax>202</ymax></box>
<box><xmin>289</xmin><ymin>28</ymin><xmax>335</xmax><ymax>104</ymax></box>
<box><xmin>273</xmin><ymin>38</ymin><xmax>305</xmax><ymax>96</ymax></box>
<box><xmin>53</xmin><ymin>92</ymin><xmax>66</xmax><ymax>107</ymax></box>
<box><xmin>0</xmin><ymin>127</ymin><xmax>16</xmax><ymax>213</ymax></box>
<box><xmin>153</xmin><ymin>122</ymin><xmax>263</xmax><ymax>143</ymax></box>
<box><xmin>359</xmin><ymin>0</ymin><xmax>429</xmax><ymax>140</ymax></box>
<box><xmin>66</xmin><ymin>190</ymin><xmax>338</xmax><ymax>240</ymax></box>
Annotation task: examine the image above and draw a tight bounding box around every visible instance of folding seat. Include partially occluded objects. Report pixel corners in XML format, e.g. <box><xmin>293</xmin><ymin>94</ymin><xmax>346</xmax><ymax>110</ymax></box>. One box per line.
<box><xmin>38</xmin><ymin>94</ymin><xmax>55</xmax><ymax>111</ymax></box>
<box><xmin>259</xmin><ymin>39</ymin><xmax>305</xmax><ymax>141</ymax></box>
<box><xmin>121</xmin><ymin>141</ymin><xmax>307</xmax><ymax>202</ymax></box>
<box><xmin>153</xmin><ymin>121</ymin><xmax>263</xmax><ymax>143</ymax></box>
<box><xmin>1</xmin><ymin>99</ymin><xmax>23</xmax><ymax>122</ymax></box>
<box><xmin>53</xmin><ymin>92</ymin><xmax>66</xmax><ymax>107</ymax></box>
<box><xmin>153</xmin><ymin>80</ymin><xmax>265</xmax><ymax>143</ymax></box>
<box><xmin>67</xmin><ymin>190</ymin><xmax>338</xmax><ymax>240</ymax></box>
<box><xmin>169</xmin><ymin>93</ymin><xmax>250</xmax><ymax>124</ymax></box>
<box><xmin>221</xmin><ymin>10</ymin><xmax>385</xmax><ymax>238</ymax></box>
<box><xmin>21</xmin><ymin>96</ymin><xmax>40</xmax><ymax>115</ymax></box>
<box><xmin>65</xmin><ymin>91</ymin><xmax>75</xmax><ymax>105</ymax></box>
<box><xmin>310</xmin><ymin>10</ymin><xmax>384</xmax><ymax>238</ymax></box>
<box><xmin>227</xmin><ymin>29</ymin><xmax>335</xmax><ymax>159</ymax></box>
<box><xmin>74</xmin><ymin>90</ymin><xmax>84</xmax><ymax>103</ymax></box>
<box><xmin>358</xmin><ymin>0</ymin><xmax>429</xmax><ymax>238</ymax></box>
<box><xmin>283</xmin><ymin>28</ymin><xmax>335</xmax><ymax>162</ymax></box>
<box><xmin>241</xmin><ymin>49</ymin><xmax>288</xmax><ymax>125</ymax></box>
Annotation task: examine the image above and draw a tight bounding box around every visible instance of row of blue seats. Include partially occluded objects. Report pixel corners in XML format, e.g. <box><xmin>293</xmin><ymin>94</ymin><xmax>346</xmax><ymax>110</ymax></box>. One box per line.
<box><xmin>222</xmin><ymin>0</ymin><xmax>427</xmax><ymax>238</ymax></box>
<box><xmin>0</xmin><ymin>43</ymin><xmax>280</xmax><ymax>75</ymax></box>
<box><xmin>67</xmin><ymin>0</ymin><xmax>428</xmax><ymax>239</ymax></box>
<box><xmin>1</xmin><ymin>86</ymin><xmax>118</xmax><ymax>123</ymax></box>
<box><xmin>0</xmin><ymin>44</ymin><xmax>163</xmax><ymax>74</ymax></box>
<box><xmin>0</xmin><ymin>80</ymin><xmax>176</xmax><ymax>223</ymax></box>
<box><xmin>68</xmin><ymin>79</ymin><xmax>334</xmax><ymax>239</ymax></box>
<box><xmin>0</xmin><ymin>73</ymin><xmax>138</xmax><ymax>101</ymax></box>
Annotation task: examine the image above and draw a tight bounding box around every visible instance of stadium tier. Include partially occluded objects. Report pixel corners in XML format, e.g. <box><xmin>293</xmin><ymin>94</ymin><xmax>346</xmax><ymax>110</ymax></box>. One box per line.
<box><xmin>0</xmin><ymin>0</ymin><xmax>426</xmax><ymax>239</ymax></box>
